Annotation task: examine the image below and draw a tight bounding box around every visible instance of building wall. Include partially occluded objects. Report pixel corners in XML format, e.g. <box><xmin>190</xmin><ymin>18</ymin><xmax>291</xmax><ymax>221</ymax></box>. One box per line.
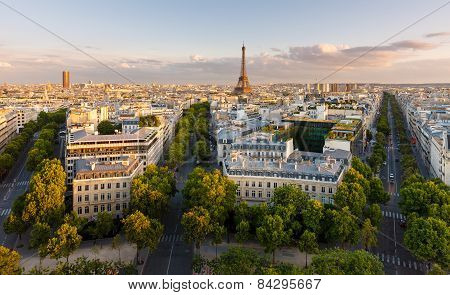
<box><xmin>0</xmin><ymin>110</ymin><xmax>18</xmax><ymax>152</ymax></box>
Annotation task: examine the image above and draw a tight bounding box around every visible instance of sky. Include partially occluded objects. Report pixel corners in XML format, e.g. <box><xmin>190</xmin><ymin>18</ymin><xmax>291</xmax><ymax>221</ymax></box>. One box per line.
<box><xmin>1</xmin><ymin>0</ymin><xmax>450</xmax><ymax>84</ymax></box>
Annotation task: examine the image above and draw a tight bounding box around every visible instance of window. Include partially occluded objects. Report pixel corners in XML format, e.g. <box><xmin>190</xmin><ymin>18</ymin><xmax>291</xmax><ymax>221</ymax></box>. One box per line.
<box><xmin>116</xmin><ymin>193</ymin><xmax>120</xmax><ymax>199</ymax></box>
<box><xmin>101</xmin><ymin>184</ymin><xmax>105</xmax><ymax>189</ymax></box>
<box><xmin>116</xmin><ymin>183</ymin><xmax>120</xmax><ymax>189</ymax></box>
<box><xmin>94</xmin><ymin>205</ymin><xmax>98</xmax><ymax>213</ymax></box>
<box><xmin>237</xmin><ymin>189</ymin><xmax>241</xmax><ymax>197</ymax></box>
<box><xmin>107</xmin><ymin>193</ymin><xmax>111</xmax><ymax>200</ymax></box>
<box><xmin>267</xmin><ymin>191</ymin><xmax>271</xmax><ymax>198</ymax></box>
<box><xmin>123</xmin><ymin>182</ymin><xmax>127</xmax><ymax>188</ymax></box>
<box><xmin>84</xmin><ymin>206</ymin><xmax>89</xmax><ymax>214</ymax></box>
<box><xmin>101</xmin><ymin>193</ymin><xmax>105</xmax><ymax>201</ymax></box>
<box><xmin>321</xmin><ymin>187</ymin><xmax>326</xmax><ymax>193</ymax></box>
<box><xmin>251</xmin><ymin>190</ymin><xmax>256</xmax><ymax>198</ymax></box>
<box><xmin>107</xmin><ymin>183</ymin><xmax>112</xmax><ymax>189</ymax></box>
<box><xmin>122</xmin><ymin>203</ymin><xmax>127</xmax><ymax>210</ymax></box>
<box><xmin>77</xmin><ymin>207</ymin><xmax>82</xmax><ymax>215</ymax></box>
<box><xmin>245</xmin><ymin>181</ymin><xmax>249</xmax><ymax>187</ymax></box>
<box><xmin>329</xmin><ymin>187</ymin><xmax>333</xmax><ymax>194</ymax></box>
<box><xmin>252</xmin><ymin>181</ymin><xmax>255</xmax><ymax>187</ymax></box>
<box><xmin>273</xmin><ymin>182</ymin><xmax>278</xmax><ymax>188</ymax></box>
<box><xmin>116</xmin><ymin>204</ymin><xmax>121</xmax><ymax>211</ymax></box>
<box><xmin>122</xmin><ymin>192</ymin><xmax>127</xmax><ymax>199</ymax></box>
<box><xmin>77</xmin><ymin>195</ymin><xmax>82</xmax><ymax>203</ymax></box>
<box><xmin>267</xmin><ymin>182</ymin><xmax>271</xmax><ymax>188</ymax></box>
<box><xmin>94</xmin><ymin>194</ymin><xmax>98</xmax><ymax>201</ymax></box>
<box><xmin>322</xmin><ymin>196</ymin><xmax>326</xmax><ymax>204</ymax></box>
<box><xmin>305</xmin><ymin>185</ymin><xmax>309</xmax><ymax>191</ymax></box>
<box><xmin>101</xmin><ymin>205</ymin><xmax>105</xmax><ymax>212</ymax></box>
<box><xmin>245</xmin><ymin>190</ymin><xmax>249</xmax><ymax>197</ymax></box>
<box><xmin>94</xmin><ymin>184</ymin><xmax>98</xmax><ymax>190</ymax></box>
<box><xmin>237</xmin><ymin>181</ymin><xmax>241</xmax><ymax>186</ymax></box>
<box><xmin>84</xmin><ymin>195</ymin><xmax>89</xmax><ymax>202</ymax></box>
<box><xmin>85</xmin><ymin>185</ymin><xmax>89</xmax><ymax>191</ymax></box>
<box><xmin>77</xmin><ymin>186</ymin><xmax>82</xmax><ymax>192</ymax></box>
<box><xmin>258</xmin><ymin>191</ymin><xmax>262</xmax><ymax>198</ymax></box>
<box><xmin>312</xmin><ymin>186</ymin><xmax>316</xmax><ymax>192</ymax></box>
<box><xmin>258</xmin><ymin>182</ymin><xmax>262</xmax><ymax>188</ymax></box>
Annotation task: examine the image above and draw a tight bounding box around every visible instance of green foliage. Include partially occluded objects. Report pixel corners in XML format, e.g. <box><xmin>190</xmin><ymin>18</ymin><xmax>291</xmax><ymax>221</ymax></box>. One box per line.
<box><xmin>235</xmin><ymin>220</ymin><xmax>250</xmax><ymax>243</ymax></box>
<box><xmin>139</xmin><ymin>115</ymin><xmax>160</xmax><ymax>127</ymax></box>
<box><xmin>89</xmin><ymin>212</ymin><xmax>114</xmax><ymax>240</ymax></box>
<box><xmin>298</xmin><ymin>230</ymin><xmax>319</xmax><ymax>267</ymax></box>
<box><xmin>325</xmin><ymin>207</ymin><xmax>360</xmax><ymax>247</ymax></box>
<box><xmin>97</xmin><ymin>120</ymin><xmax>116</xmax><ymax>135</ymax></box>
<box><xmin>3</xmin><ymin>213</ymin><xmax>27</xmax><ymax>239</ymax></box>
<box><xmin>361</xmin><ymin>219</ymin><xmax>378</xmax><ymax>250</ymax></box>
<box><xmin>47</xmin><ymin>223</ymin><xmax>82</xmax><ymax>262</ymax></box>
<box><xmin>369</xmin><ymin>177</ymin><xmax>390</xmax><ymax>204</ymax></box>
<box><xmin>334</xmin><ymin>182</ymin><xmax>366</xmax><ymax>217</ymax></box>
<box><xmin>256</xmin><ymin>214</ymin><xmax>286</xmax><ymax>263</ymax></box>
<box><xmin>194</xmin><ymin>138</ymin><xmax>210</xmax><ymax>161</ymax></box>
<box><xmin>122</xmin><ymin>211</ymin><xmax>163</xmax><ymax>260</ymax></box>
<box><xmin>214</xmin><ymin>247</ymin><xmax>264</xmax><ymax>275</ymax></box>
<box><xmin>0</xmin><ymin>246</ymin><xmax>22</xmax><ymax>275</ymax></box>
<box><xmin>364</xmin><ymin>203</ymin><xmax>382</xmax><ymax>228</ymax></box>
<box><xmin>302</xmin><ymin>199</ymin><xmax>324</xmax><ymax>234</ymax></box>
<box><xmin>22</xmin><ymin>159</ymin><xmax>66</xmax><ymax>226</ymax></box>
<box><xmin>404</xmin><ymin>217</ymin><xmax>449</xmax><ymax>267</ymax></box>
<box><xmin>309</xmin><ymin>249</ymin><xmax>384</xmax><ymax>275</ymax></box>
<box><xmin>181</xmin><ymin>206</ymin><xmax>212</xmax><ymax>249</ymax></box>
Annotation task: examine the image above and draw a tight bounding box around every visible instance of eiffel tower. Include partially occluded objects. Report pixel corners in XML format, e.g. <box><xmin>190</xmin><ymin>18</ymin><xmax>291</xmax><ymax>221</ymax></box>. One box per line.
<box><xmin>234</xmin><ymin>43</ymin><xmax>251</xmax><ymax>94</ymax></box>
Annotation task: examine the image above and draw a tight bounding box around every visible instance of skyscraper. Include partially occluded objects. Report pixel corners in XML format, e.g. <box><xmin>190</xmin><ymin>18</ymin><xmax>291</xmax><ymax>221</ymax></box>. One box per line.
<box><xmin>63</xmin><ymin>70</ymin><xmax>70</xmax><ymax>89</ymax></box>
<box><xmin>234</xmin><ymin>43</ymin><xmax>251</xmax><ymax>94</ymax></box>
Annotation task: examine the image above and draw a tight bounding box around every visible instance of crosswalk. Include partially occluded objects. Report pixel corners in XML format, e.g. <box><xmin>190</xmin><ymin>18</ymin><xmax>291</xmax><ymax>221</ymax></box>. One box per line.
<box><xmin>382</xmin><ymin>210</ymin><xmax>405</xmax><ymax>220</ymax></box>
<box><xmin>373</xmin><ymin>252</ymin><xmax>426</xmax><ymax>272</ymax></box>
<box><xmin>0</xmin><ymin>208</ymin><xmax>11</xmax><ymax>217</ymax></box>
<box><xmin>0</xmin><ymin>181</ymin><xmax>30</xmax><ymax>189</ymax></box>
<box><xmin>159</xmin><ymin>234</ymin><xmax>183</xmax><ymax>243</ymax></box>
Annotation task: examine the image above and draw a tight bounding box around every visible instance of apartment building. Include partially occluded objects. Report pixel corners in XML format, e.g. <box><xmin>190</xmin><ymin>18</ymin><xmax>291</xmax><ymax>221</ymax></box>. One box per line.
<box><xmin>72</xmin><ymin>155</ymin><xmax>143</xmax><ymax>219</ymax></box>
<box><xmin>65</xmin><ymin>126</ymin><xmax>164</xmax><ymax>185</ymax></box>
<box><xmin>16</xmin><ymin>108</ymin><xmax>38</xmax><ymax>132</ymax></box>
<box><xmin>223</xmin><ymin>132</ymin><xmax>351</xmax><ymax>205</ymax></box>
<box><xmin>0</xmin><ymin>109</ymin><xmax>18</xmax><ymax>152</ymax></box>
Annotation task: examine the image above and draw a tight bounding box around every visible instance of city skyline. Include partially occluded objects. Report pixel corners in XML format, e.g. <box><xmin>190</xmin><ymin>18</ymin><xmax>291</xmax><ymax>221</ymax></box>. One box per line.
<box><xmin>1</xmin><ymin>0</ymin><xmax>450</xmax><ymax>84</ymax></box>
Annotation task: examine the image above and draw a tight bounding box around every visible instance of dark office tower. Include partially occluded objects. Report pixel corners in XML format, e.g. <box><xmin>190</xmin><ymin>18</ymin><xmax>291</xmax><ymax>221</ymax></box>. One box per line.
<box><xmin>63</xmin><ymin>70</ymin><xmax>70</xmax><ymax>89</ymax></box>
<box><xmin>234</xmin><ymin>43</ymin><xmax>251</xmax><ymax>94</ymax></box>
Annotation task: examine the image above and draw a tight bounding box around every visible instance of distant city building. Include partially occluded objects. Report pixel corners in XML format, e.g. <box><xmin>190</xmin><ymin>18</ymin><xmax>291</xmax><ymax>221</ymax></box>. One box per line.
<box><xmin>63</xmin><ymin>70</ymin><xmax>70</xmax><ymax>89</ymax></box>
<box><xmin>72</xmin><ymin>155</ymin><xmax>143</xmax><ymax>219</ymax></box>
<box><xmin>234</xmin><ymin>44</ymin><xmax>252</xmax><ymax>95</ymax></box>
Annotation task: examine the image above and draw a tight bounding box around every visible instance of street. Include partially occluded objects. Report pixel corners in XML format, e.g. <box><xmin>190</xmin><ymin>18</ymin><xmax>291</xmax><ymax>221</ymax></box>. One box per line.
<box><xmin>370</xmin><ymin>99</ymin><xmax>424</xmax><ymax>275</ymax></box>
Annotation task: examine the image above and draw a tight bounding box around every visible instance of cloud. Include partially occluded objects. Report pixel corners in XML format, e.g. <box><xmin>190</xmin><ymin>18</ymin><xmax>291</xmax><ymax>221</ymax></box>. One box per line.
<box><xmin>118</xmin><ymin>62</ymin><xmax>135</xmax><ymax>69</ymax></box>
<box><xmin>424</xmin><ymin>32</ymin><xmax>450</xmax><ymax>38</ymax></box>
<box><xmin>189</xmin><ymin>54</ymin><xmax>207</xmax><ymax>62</ymax></box>
<box><xmin>0</xmin><ymin>61</ymin><xmax>12</xmax><ymax>68</ymax></box>
<box><xmin>390</xmin><ymin>40</ymin><xmax>437</xmax><ymax>50</ymax></box>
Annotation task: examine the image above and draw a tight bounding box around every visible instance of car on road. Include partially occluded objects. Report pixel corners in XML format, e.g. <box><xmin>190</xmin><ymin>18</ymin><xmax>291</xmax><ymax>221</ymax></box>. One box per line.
<box><xmin>389</xmin><ymin>173</ymin><xmax>394</xmax><ymax>182</ymax></box>
<box><xmin>383</xmin><ymin>161</ymin><xmax>387</xmax><ymax>165</ymax></box>
<box><xmin>399</xmin><ymin>219</ymin><xmax>407</xmax><ymax>229</ymax></box>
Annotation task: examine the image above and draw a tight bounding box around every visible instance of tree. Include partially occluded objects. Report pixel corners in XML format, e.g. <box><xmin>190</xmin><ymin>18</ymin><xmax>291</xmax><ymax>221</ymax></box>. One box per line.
<box><xmin>89</xmin><ymin>212</ymin><xmax>114</xmax><ymax>246</ymax></box>
<box><xmin>139</xmin><ymin>115</ymin><xmax>160</xmax><ymax>127</ymax></box>
<box><xmin>22</xmin><ymin>159</ymin><xmax>66</xmax><ymax>226</ymax></box>
<box><xmin>211</xmin><ymin>223</ymin><xmax>225</xmax><ymax>258</ymax></box>
<box><xmin>298</xmin><ymin>230</ymin><xmax>319</xmax><ymax>267</ymax></box>
<box><xmin>361</xmin><ymin>219</ymin><xmax>378</xmax><ymax>251</ymax></box>
<box><xmin>26</xmin><ymin>147</ymin><xmax>47</xmax><ymax>171</ymax></box>
<box><xmin>111</xmin><ymin>234</ymin><xmax>122</xmax><ymax>263</ymax></box>
<box><xmin>130</xmin><ymin>184</ymin><xmax>169</xmax><ymax>219</ymax></box>
<box><xmin>3</xmin><ymin>213</ymin><xmax>27</xmax><ymax>240</ymax></box>
<box><xmin>369</xmin><ymin>177</ymin><xmax>390</xmax><ymax>204</ymax></box>
<box><xmin>194</xmin><ymin>138</ymin><xmax>210</xmax><ymax>161</ymax></box>
<box><xmin>256</xmin><ymin>214</ymin><xmax>286</xmax><ymax>264</ymax></box>
<box><xmin>326</xmin><ymin>207</ymin><xmax>360</xmax><ymax>247</ymax></box>
<box><xmin>365</xmin><ymin>204</ymin><xmax>382</xmax><ymax>228</ymax></box>
<box><xmin>302</xmin><ymin>199</ymin><xmax>323</xmax><ymax>234</ymax></box>
<box><xmin>400</xmin><ymin>180</ymin><xmax>449</xmax><ymax>218</ymax></box>
<box><xmin>309</xmin><ymin>249</ymin><xmax>384</xmax><ymax>275</ymax></box>
<box><xmin>404</xmin><ymin>217</ymin><xmax>449</xmax><ymax>267</ymax></box>
<box><xmin>183</xmin><ymin>168</ymin><xmax>237</xmax><ymax>225</ymax></box>
<box><xmin>30</xmin><ymin>222</ymin><xmax>52</xmax><ymax>268</ymax></box>
<box><xmin>47</xmin><ymin>223</ymin><xmax>82</xmax><ymax>263</ymax></box>
<box><xmin>214</xmin><ymin>247</ymin><xmax>263</xmax><ymax>275</ymax></box>
<box><xmin>334</xmin><ymin>182</ymin><xmax>366</xmax><ymax>217</ymax></box>
<box><xmin>271</xmin><ymin>184</ymin><xmax>308</xmax><ymax>211</ymax></box>
<box><xmin>181</xmin><ymin>206</ymin><xmax>212</xmax><ymax>250</ymax></box>
<box><xmin>428</xmin><ymin>263</ymin><xmax>446</xmax><ymax>275</ymax></box>
<box><xmin>235</xmin><ymin>220</ymin><xmax>250</xmax><ymax>244</ymax></box>
<box><xmin>0</xmin><ymin>153</ymin><xmax>14</xmax><ymax>175</ymax></box>
<box><xmin>97</xmin><ymin>120</ymin><xmax>116</xmax><ymax>135</ymax></box>
<box><xmin>0</xmin><ymin>245</ymin><xmax>21</xmax><ymax>275</ymax></box>
<box><xmin>122</xmin><ymin>211</ymin><xmax>163</xmax><ymax>265</ymax></box>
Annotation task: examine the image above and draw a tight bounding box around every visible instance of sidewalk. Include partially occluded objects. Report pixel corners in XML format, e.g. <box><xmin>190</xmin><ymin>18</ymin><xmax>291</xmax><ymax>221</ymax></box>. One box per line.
<box><xmin>198</xmin><ymin>238</ymin><xmax>312</xmax><ymax>267</ymax></box>
<box><xmin>19</xmin><ymin>236</ymin><xmax>138</xmax><ymax>272</ymax></box>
